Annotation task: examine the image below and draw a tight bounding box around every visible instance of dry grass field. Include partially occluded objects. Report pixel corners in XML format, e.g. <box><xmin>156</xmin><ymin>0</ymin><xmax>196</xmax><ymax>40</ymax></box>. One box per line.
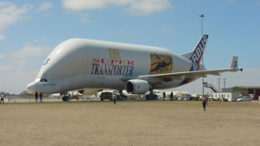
<box><xmin>0</xmin><ymin>101</ymin><xmax>259</xmax><ymax>146</ymax></box>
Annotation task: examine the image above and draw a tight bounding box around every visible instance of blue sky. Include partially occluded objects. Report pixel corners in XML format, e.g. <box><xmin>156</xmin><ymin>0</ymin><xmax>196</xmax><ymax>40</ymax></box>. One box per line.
<box><xmin>0</xmin><ymin>0</ymin><xmax>260</xmax><ymax>94</ymax></box>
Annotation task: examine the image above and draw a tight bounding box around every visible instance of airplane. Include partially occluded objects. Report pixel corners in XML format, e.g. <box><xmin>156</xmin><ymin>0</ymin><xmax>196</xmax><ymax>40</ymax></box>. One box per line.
<box><xmin>26</xmin><ymin>35</ymin><xmax>242</xmax><ymax>100</ymax></box>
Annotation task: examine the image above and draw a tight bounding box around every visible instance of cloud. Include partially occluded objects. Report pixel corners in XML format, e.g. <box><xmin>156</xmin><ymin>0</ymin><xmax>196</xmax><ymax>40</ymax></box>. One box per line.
<box><xmin>62</xmin><ymin>0</ymin><xmax>171</xmax><ymax>15</ymax></box>
<box><xmin>159</xmin><ymin>27</ymin><xmax>173</xmax><ymax>35</ymax></box>
<box><xmin>36</xmin><ymin>2</ymin><xmax>53</xmax><ymax>13</ymax></box>
<box><xmin>0</xmin><ymin>61</ymin><xmax>38</xmax><ymax>94</ymax></box>
<box><xmin>0</xmin><ymin>2</ymin><xmax>34</xmax><ymax>93</ymax></box>
<box><xmin>11</xmin><ymin>44</ymin><xmax>52</xmax><ymax>59</ymax></box>
<box><xmin>0</xmin><ymin>33</ymin><xmax>5</xmax><ymax>40</ymax></box>
<box><xmin>119</xmin><ymin>30</ymin><xmax>126</xmax><ymax>35</ymax></box>
<box><xmin>62</xmin><ymin>0</ymin><xmax>108</xmax><ymax>10</ymax></box>
<box><xmin>0</xmin><ymin>44</ymin><xmax>53</xmax><ymax>94</ymax></box>
<box><xmin>0</xmin><ymin>2</ymin><xmax>32</xmax><ymax>31</ymax></box>
<box><xmin>0</xmin><ymin>54</ymin><xmax>5</xmax><ymax>59</ymax></box>
<box><xmin>126</xmin><ymin>0</ymin><xmax>172</xmax><ymax>16</ymax></box>
<box><xmin>81</xmin><ymin>17</ymin><xmax>92</xmax><ymax>24</ymax></box>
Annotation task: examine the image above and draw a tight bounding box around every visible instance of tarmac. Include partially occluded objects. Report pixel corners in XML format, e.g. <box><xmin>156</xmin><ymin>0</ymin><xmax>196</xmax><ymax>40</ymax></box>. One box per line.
<box><xmin>0</xmin><ymin>100</ymin><xmax>259</xmax><ymax>146</ymax></box>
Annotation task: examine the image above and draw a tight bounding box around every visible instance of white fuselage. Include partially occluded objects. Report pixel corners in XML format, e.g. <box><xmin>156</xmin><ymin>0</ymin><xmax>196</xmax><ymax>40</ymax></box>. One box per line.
<box><xmin>27</xmin><ymin>38</ymin><xmax>194</xmax><ymax>94</ymax></box>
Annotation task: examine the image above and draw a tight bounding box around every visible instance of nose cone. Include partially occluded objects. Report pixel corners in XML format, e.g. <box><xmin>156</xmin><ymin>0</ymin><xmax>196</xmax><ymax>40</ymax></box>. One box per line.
<box><xmin>26</xmin><ymin>81</ymin><xmax>37</xmax><ymax>93</ymax></box>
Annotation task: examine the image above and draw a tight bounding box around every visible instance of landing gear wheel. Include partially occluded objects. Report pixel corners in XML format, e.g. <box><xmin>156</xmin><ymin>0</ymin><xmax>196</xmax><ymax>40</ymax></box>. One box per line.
<box><xmin>145</xmin><ymin>94</ymin><xmax>158</xmax><ymax>100</ymax></box>
<box><xmin>61</xmin><ymin>92</ymin><xmax>70</xmax><ymax>102</ymax></box>
<box><xmin>119</xmin><ymin>90</ymin><xmax>127</xmax><ymax>100</ymax></box>
<box><xmin>62</xmin><ymin>95</ymin><xmax>70</xmax><ymax>102</ymax></box>
<box><xmin>145</xmin><ymin>89</ymin><xmax>158</xmax><ymax>100</ymax></box>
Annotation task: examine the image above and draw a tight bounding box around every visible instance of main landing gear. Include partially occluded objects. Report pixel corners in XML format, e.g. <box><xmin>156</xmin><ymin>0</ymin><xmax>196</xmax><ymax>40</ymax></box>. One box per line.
<box><xmin>118</xmin><ymin>90</ymin><xmax>127</xmax><ymax>100</ymax></box>
<box><xmin>145</xmin><ymin>89</ymin><xmax>158</xmax><ymax>100</ymax></box>
<box><xmin>61</xmin><ymin>92</ymin><xmax>70</xmax><ymax>102</ymax></box>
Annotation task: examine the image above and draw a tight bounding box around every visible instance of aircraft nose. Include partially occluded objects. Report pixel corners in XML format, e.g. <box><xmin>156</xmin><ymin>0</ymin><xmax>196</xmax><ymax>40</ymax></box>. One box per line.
<box><xmin>26</xmin><ymin>81</ymin><xmax>36</xmax><ymax>93</ymax></box>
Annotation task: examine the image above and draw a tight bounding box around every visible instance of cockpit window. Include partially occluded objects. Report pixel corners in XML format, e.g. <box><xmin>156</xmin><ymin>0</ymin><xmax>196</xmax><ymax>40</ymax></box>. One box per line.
<box><xmin>40</xmin><ymin>78</ymin><xmax>48</xmax><ymax>82</ymax></box>
<box><xmin>43</xmin><ymin>58</ymin><xmax>50</xmax><ymax>65</ymax></box>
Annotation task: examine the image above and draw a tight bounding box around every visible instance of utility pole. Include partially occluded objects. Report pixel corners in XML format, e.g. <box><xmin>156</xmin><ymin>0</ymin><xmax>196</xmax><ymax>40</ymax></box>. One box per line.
<box><xmin>218</xmin><ymin>78</ymin><xmax>221</xmax><ymax>91</ymax></box>
<box><xmin>200</xmin><ymin>14</ymin><xmax>204</xmax><ymax>35</ymax></box>
<box><xmin>223</xmin><ymin>78</ymin><xmax>226</xmax><ymax>89</ymax></box>
<box><xmin>200</xmin><ymin>14</ymin><xmax>205</xmax><ymax>96</ymax></box>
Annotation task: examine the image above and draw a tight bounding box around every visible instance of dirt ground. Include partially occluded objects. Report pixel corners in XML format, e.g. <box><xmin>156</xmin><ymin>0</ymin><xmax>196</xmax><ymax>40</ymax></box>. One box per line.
<box><xmin>0</xmin><ymin>101</ymin><xmax>259</xmax><ymax>146</ymax></box>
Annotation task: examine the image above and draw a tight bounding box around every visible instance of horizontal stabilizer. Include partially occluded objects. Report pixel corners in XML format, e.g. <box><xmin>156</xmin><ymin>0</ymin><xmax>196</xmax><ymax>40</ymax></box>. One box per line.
<box><xmin>181</xmin><ymin>51</ymin><xmax>193</xmax><ymax>60</ymax></box>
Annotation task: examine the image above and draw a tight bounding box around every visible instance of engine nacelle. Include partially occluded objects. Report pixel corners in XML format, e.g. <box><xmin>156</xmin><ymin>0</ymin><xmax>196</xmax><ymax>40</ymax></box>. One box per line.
<box><xmin>126</xmin><ymin>79</ymin><xmax>150</xmax><ymax>94</ymax></box>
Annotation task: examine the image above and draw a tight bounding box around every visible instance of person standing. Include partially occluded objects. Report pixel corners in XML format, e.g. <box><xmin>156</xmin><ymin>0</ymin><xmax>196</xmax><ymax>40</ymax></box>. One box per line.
<box><xmin>202</xmin><ymin>96</ymin><xmax>207</xmax><ymax>111</ymax></box>
<box><xmin>35</xmin><ymin>92</ymin><xmax>38</xmax><ymax>103</ymax></box>
<box><xmin>112</xmin><ymin>94</ymin><xmax>117</xmax><ymax>104</ymax></box>
<box><xmin>170</xmin><ymin>92</ymin><xmax>173</xmax><ymax>101</ymax></box>
<box><xmin>163</xmin><ymin>92</ymin><xmax>166</xmax><ymax>101</ymax></box>
<box><xmin>0</xmin><ymin>93</ymin><xmax>5</xmax><ymax>104</ymax></box>
<box><xmin>39</xmin><ymin>92</ymin><xmax>43</xmax><ymax>102</ymax></box>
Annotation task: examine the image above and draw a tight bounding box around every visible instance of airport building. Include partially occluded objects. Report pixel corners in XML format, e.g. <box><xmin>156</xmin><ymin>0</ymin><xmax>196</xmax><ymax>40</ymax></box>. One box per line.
<box><xmin>219</xmin><ymin>86</ymin><xmax>260</xmax><ymax>101</ymax></box>
<box><xmin>210</xmin><ymin>86</ymin><xmax>260</xmax><ymax>101</ymax></box>
<box><xmin>211</xmin><ymin>92</ymin><xmax>233</xmax><ymax>101</ymax></box>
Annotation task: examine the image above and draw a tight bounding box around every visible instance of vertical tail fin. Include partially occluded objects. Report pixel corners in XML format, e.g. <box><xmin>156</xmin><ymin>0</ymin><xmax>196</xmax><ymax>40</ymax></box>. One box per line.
<box><xmin>231</xmin><ymin>56</ymin><xmax>238</xmax><ymax>69</ymax></box>
<box><xmin>189</xmin><ymin>35</ymin><xmax>208</xmax><ymax>71</ymax></box>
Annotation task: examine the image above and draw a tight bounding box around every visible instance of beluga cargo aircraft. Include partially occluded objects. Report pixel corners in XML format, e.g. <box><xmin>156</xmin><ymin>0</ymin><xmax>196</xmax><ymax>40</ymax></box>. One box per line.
<box><xmin>27</xmin><ymin>35</ymin><xmax>242</xmax><ymax>100</ymax></box>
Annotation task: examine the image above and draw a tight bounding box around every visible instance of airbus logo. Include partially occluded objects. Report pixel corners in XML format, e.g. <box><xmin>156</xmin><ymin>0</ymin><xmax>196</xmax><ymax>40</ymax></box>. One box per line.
<box><xmin>190</xmin><ymin>35</ymin><xmax>208</xmax><ymax>71</ymax></box>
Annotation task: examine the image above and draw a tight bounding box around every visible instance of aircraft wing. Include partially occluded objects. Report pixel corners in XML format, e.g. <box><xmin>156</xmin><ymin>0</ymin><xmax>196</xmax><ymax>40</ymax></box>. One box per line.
<box><xmin>138</xmin><ymin>68</ymin><xmax>242</xmax><ymax>82</ymax></box>
<box><xmin>138</xmin><ymin>56</ymin><xmax>242</xmax><ymax>82</ymax></box>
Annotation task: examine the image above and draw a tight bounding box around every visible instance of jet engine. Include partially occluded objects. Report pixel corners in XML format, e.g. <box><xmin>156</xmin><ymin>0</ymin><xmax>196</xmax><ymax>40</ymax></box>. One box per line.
<box><xmin>126</xmin><ymin>79</ymin><xmax>150</xmax><ymax>94</ymax></box>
